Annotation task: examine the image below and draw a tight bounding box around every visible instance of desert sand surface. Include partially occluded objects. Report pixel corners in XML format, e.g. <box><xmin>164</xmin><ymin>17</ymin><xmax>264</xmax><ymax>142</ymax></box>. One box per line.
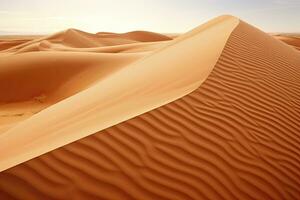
<box><xmin>0</xmin><ymin>35</ymin><xmax>43</xmax><ymax>51</ymax></box>
<box><xmin>0</xmin><ymin>15</ymin><xmax>239</xmax><ymax>172</ymax></box>
<box><xmin>274</xmin><ymin>35</ymin><xmax>300</xmax><ymax>51</ymax></box>
<box><xmin>1</xmin><ymin>15</ymin><xmax>300</xmax><ymax>200</ymax></box>
<box><xmin>0</xmin><ymin>28</ymin><xmax>172</xmax><ymax>134</ymax></box>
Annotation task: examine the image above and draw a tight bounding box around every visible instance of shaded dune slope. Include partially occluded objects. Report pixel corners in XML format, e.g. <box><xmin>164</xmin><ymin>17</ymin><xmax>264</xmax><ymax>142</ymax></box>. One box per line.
<box><xmin>0</xmin><ymin>16</ymin><xmax>238</xmax><ymax>171</ymax></box>
<box><xmin>275</xmin><ymin>35</ymin><xmax>300</xmax><ymax>51</ymax></box>
<box><xmin>0</xmin><ymin>39</ymin><xmax>32</xmax><ymax>51</ymax></box>
<box><xmin>1</xmin><ymin>29</ymin><xmax>172</xmax><ymax>53</ymax></box>
<box><xmin>0</xmin><ymin>36</ymin><xmax>42</xmax><ymax>51</ymax></box>
<box><xmin>1</xmin><ymin>21</ymin><xmax>300</xmax><ymax>200</ymax></box>
<box><xmin>0</xmin><ymin>51</ymin><xmax>146</xmax><ymax>132</ymax></box>
<box><xmin>97</xmin><ymin>31</ymin><xmax>172</xmax><ymax>42</ymax></box>
<box><xmin>0</xmin><ymin>52</ymin><xmax>144</xmax><ymax>103</ymax></box>
<box><xmin>37</xmin><ymin>40</ymin><xmax>169</xmax><ymax>53</ymax></box>
<box><xmin>57</xmin><ymin>29</ymin><xmax>138</xmax><ymax>48</ymax></box>
<box><xmin>0</xmin><ymin>29</ymin><xmax>170</xmax><ymax>132</ymax></box>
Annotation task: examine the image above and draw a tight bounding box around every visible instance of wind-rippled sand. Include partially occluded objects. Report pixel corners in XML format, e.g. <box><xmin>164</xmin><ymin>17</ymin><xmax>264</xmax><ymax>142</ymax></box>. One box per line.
<box><xmin>0</xmin><ymin>15</ymin><xmax>300</xmax><ymax>200</ymax></box>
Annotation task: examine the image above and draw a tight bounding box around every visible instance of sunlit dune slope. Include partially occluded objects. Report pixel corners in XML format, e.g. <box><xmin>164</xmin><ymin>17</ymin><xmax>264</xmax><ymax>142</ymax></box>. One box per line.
<box><xmin>0</xmin><ymin>39</ymin><xmax>32</xmax><ymax>51</ymax></box>
<box><xmin>0</xmin><ymin>51</ymin><xmax>146</xmax><ymax>133</ymax></box>
<box><xmin>0</xmin><ymin>35</ymin><xmax>42</xmax><ymax>51</ymax></box>
<box><xmin>0</xmin><ymin>15</ymin><xmax>239</xmax><ymax>172</ymax></box>
<box><xmin>0</xmin><ymin>29</ymin><xmax>171</xmax><ymax>133</ymax></box>
<box><xmin>275</xmin><ymin>35</ymin><xmax>300</xmax><ymax>51</ymax></box>
<box><xmin>1</xmin><ymin>29</ymin><xmax>172</xmax><ymax>53</ymax></box>
<box><xmin>0</xmin><ymin>52</ymin><xmax>145</xmax><ymax>103</ymax></box>
<box><xmin>1</xmin><ymin>15</ymin><xmax>300</xmax><ymax>200</ymax></box>
<box><xmin>97</xmin><ymin>30</ymin><xmax>172</xmax><ymax>42</ymax></box>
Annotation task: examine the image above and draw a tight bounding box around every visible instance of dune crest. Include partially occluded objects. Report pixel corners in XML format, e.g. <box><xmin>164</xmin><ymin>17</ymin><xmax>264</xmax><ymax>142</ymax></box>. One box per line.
<box><xmin>0</xmin><ymin>15</ymin><xmax>239</xmax><ymax>172</ymax></box>
<box><xmin>0</xmin><ymin>27</ymin><xmax>170</xmax><ymax>134</ymax></box>
<box><xmin>97</xmin><ymin>30</ymin><xmax>172</xmax><ymax>42</ymax></box>
<box><xmin>0</xmin><ymin>29</ymin><xmax>172</xmax><ymax>54</ymax></box>
<box><xmin>275</xmin><ymin>35</ymin><xmax>300</xmax><ymax>51</ymax></box>
<box><xmin>1</xmin><ymin>16</ymin><xmax>300</xmax><ymax>199</ymax></box>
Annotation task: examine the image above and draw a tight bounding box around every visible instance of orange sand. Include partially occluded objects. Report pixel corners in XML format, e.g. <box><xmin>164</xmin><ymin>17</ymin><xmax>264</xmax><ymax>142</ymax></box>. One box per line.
<box><xmin>0</xmin><ymin>16</ymin><xmax>239</xmax><ymax>172</ymax></box>
<box><xmin>1</xmin><ymin>16</ymin><xmax>300</xmax><ymax>200</ymax></box>
<box><xmin>275</xmin><ymin>35</ymin><xmax>300</xmax><ymax>51</ymax></box>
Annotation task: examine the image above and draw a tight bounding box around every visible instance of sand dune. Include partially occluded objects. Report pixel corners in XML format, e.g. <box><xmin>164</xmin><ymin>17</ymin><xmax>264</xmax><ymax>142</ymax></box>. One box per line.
<box><xmin>38</xmin><ymin>40</ymin><xmax>170</xmax><ymax>53</ymax></box>
<box><xmin>0</xmin><ymin>52</ymin><xmax>145</xmax><ymax>132</ymax></box>
<box><xmin>0</xmin><ymin>15</ymin><xmax>239</xmax><ymax>172</ymax></box>
<box><xmin>97</xmin><ymin>31</ymin><xmax>172</xmax><ymax>42</ymax></box>
<box><xmin>0</xmin><ymin>48</ymin><xmax>148</xmax><ymax>133</ymax></box>
<box><xmin>1</xmin><ymin>15</ymin><xmax>300</xmax><ymax>200</ymax></box>
<box><xmin>0</xmin><ymin>52</ymin><xmax>146</xmax><ymax>102</ymax></box>
<box><xmin>0</xmin><ymin>27</ymin><xmax>171</xmax><ymax>133</ymax></box>
<box><xmin>1</xmin><ymin>29</ymin><xmax>172</xmax><ymax>54</ymax></box>
<box><xmin>0</xmin><ymin>35</ymin><xmax>42</xmax><ymax>51</ymax></box>
<box><xmin>275</xmin><ymin>35</ymin><xmax>300</xmax><ymax>51</ymax></box>
<box><xmin>0</xmin><ymin>39</ymin><xmax>32</xmax><ymax>51</ymax></box>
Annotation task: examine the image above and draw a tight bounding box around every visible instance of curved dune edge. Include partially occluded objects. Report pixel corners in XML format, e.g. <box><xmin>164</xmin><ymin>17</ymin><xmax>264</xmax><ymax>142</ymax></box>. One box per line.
<box><xmin>0</xmin><ymin>15</ymin><xmax>239</xmax><ymax>172</ymax></box>
<box><xmin>0</xmin><ymin>30</ymin><xmax>168</xmax><ymax>131</ymax></box>
<box><xmin>1</xmin><ymin>20</ymin><xmax>300</xmax><ymax>200</ymax></box>
<box><xmin>0</xmin><ymin>52</ymin><xmax>147</xmax><ymax>102</ymax></box>
<box><xmin>275</xmin><ymin>35</ymin><xmax>300</xmax><ymax>51</ymax></box>
<box><xmin>96</xmin><ymin>31</ymin><xmax>172</xmax><ymax>42</ymax></box>
<box><xmin>0</xmin><ymin>29</ymin><xmax>172</xmax><ymax>54</ymax></box>
<box><xmin>0</xmin><ymin>51</ymin><xmax>148</xmax><ymax>134</ymax></box>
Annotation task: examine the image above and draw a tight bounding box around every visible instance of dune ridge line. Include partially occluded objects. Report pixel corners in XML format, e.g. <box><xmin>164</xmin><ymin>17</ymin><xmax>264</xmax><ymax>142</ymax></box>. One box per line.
<box><xmin>0</xmin><ymin>16</ymin><xmax>239</xmax><ymax>172</ymax></box>
<box><xmin>1</xmin><ymin>18</ymin><xmax>300</xmax><ymax>199</ymax></box>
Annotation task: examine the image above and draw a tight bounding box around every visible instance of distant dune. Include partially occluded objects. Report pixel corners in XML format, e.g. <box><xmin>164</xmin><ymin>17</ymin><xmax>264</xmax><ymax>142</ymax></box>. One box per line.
<box><xmin>0</xmin><ymin>15</ymin><xmax>300</xmax><ymax>200</ymax></box>
<box><xmin>96</xmin><ymin>30</ymin><xmax>172</xmax><ymax>42</ymax></box>
<box><xmin>274</xmin><ymin>35</ymin><xmax>300</xmax><ymax>51</ymax></box>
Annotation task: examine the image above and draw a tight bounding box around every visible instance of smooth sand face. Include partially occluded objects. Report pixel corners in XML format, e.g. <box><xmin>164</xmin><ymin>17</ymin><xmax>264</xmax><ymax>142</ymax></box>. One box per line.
<box><xmin>0</xmin><ymin>29</ymin><xmax>170</xmax><ymax>133</ymax></box>
<box><xmin>275</xmin><ymin>35</ymin><xmax>300</xmax><ymax>51</ymax></box>
<box><xmin>1</xmin><ymin>19</ymin><xmax>300</xmax><ymax>200</ymax></box>
<box><xmin>0</xmin><ymin>15</ymin><xmax>239</xmax><ymax>172</ymax></box>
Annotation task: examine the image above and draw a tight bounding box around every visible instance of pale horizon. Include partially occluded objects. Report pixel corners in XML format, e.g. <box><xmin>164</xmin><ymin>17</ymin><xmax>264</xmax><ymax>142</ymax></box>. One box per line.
<box><xmin>0</xmin><ymin>0</ymin><xmax>300</xmax><ymax>35</ymax></box>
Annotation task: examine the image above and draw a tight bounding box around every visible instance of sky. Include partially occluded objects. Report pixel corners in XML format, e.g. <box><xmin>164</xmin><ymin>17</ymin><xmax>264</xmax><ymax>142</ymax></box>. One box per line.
<box><xmin>0</xmin><ymin>0</ymin><xmax>299</xmax><ymax>35</ymax></box>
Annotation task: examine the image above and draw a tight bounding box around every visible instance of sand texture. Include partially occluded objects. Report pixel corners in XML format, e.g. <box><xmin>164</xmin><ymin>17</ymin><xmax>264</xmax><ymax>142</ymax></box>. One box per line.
<box><xmin>275</xmin><ymin>35</ymin><xmax>300</xmax><ymax>51</ymax></box>
<box><xmin>0</xmin><ymin>16</ymin><xmax>239</xmax><ymax>172</ymax></box>
<box><xmin>1</xmin><ymin>16</ymin><xmax>300</xmax><ymax>200</ymax></box>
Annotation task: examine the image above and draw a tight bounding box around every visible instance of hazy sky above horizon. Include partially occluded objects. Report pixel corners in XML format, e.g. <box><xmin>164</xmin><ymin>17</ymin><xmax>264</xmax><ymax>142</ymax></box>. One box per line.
<box><xmin>0</xmin><ymin>0</ymin><xmax>299</xmax><ymax>34</ymax></box>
